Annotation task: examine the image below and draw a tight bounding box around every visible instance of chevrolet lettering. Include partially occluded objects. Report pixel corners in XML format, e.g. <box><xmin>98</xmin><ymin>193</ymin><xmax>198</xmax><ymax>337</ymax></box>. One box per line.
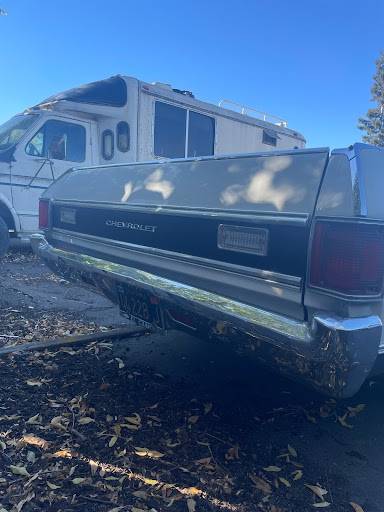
<box><xmin>105</xmin><ymin>220</ymin><xmax>157</xmax><ymax>233</ymax></box>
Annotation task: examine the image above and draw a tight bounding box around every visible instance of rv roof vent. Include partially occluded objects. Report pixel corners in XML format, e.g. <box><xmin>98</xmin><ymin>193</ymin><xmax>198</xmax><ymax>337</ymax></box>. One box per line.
<box><xmin>172</xmin><ymin>88</ymin><xmax>195</xmax><ymax>98</ymax></box>
<box><xmin>152</xmin><ymin>82</ymin><xmax>173</xmax><ymax>91</ymax></box>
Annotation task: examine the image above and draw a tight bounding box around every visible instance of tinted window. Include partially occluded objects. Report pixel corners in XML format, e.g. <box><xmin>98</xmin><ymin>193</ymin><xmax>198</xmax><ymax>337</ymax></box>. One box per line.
<box><xmin>154</xmin><ymin>102</ymin><xmax>186</xmax><ymax>158</ymax></box>
<box><xmin>188</xmin><ymin>111</ymin><xmax>215</xmax><ymax>157</ymax></box>
<box><xmin>102</xmin><ymin>129</ymin><xmax>114</xmax><ymax>160</ymax></box>
<box><xmin>39</xmin><ymin>76</ymin><xmax>127</xmax><ymax>107</ymax></box>
<box><xmin>116</xmin><ymin>121</ymin><xmax>130</xmax><ymax>152</ymax></box>
<box><xmin>262</xmin><ymin>129</ymin><xmax>277</xmax><ymax>146</ymax></box>
<box><xmin>25</xmin><ymin>120</ymin><xmax>86</xmax><ymax>162</ymax></box>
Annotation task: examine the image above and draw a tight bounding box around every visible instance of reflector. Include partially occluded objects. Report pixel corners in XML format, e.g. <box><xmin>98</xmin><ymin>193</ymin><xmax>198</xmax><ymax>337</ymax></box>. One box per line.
<box><xmin>39</xmin><ymin>200</ymin><xmax>49</xmax><ymax>230</ymax></box>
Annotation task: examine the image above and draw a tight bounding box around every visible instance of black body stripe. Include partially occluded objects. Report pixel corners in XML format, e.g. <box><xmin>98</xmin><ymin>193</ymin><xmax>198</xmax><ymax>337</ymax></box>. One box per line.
<box><xmin>52</xmin><ymin>205</ymin><xmax>309</xmax><ymax>278</ymax></box>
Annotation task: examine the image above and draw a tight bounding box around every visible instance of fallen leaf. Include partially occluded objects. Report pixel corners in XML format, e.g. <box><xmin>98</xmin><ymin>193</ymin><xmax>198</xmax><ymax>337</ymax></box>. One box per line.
<box><xmin>249</xmin><ymin>474</ymin><xmax>272</xmax><ymax>494</ymax></box>
<box><xmin>225</xmin><ymin>445</ymin><xmax>240</xmax><ymax>460</ymax></box>
<box><xmin>26</xmin><ymin>414</ymin><xmax>41</xmax><ymax>425</ymax></box>
<box><xmin>142</xmin><ymin>477</ymin><xmax>159</xmax><ymax>486</ymax></box>
<box><xmin>195</xmin><ymin>456</ymin><xmax>212</xmax><ymax>466</ymax></box>
<box><xmin>78</xmin><ymin>417</ymin><xmax>95</xmax><ymax>425</ymax></box>
<box><xmin>187</xmin><ymin>498</ymin><xmax>196</xmax><ymax>512</ymax></box>
<box><xmin>182</xmin><ymin>487</ymin><xmax>202</xmax><ymax>496</ymax></box>
<box><xmin>338</xmin><ymin>413</ymin><xmax>353</xmax><ymax>429</ymax></box>
<box><xmin>134</xmin><ymin>447</ymin><xmax>165</xmax><ymax>459</ymax></box>
<box><xmin>350</xmin><ymin>503</ymin><xmax>365</xmax><ymax>512</ymax></box>
<box><xmin>115</xmin><ymin>357</ymin><xmax>125</xmax><ymax>369</ymax></box>
<box><xmin>69</xmin><ymin>466</ymin><xmax>77</xmax><ymax>477</ymax></box>
<box><xmin>26</xmin><ymin>379</ymin><xmax>43</xmax><ymax>387</ymax></box>
<box><xmin>263</xmin><ymin>466</ymin><xmax>282</xmax><ymax>473</ymax></box>
<box><xmin>347</xmin><ymin>404</ymin><xmax>365</xmax><ymax>417</ymax></box>
<box><xmin>132</xmin><ymin>490</ymin><xmax>148</xmax><ymax>499</ymax></box>
<box><xmin>10</xmin><ymin>465</ymin><xmax>30</xmax><ymax>477</ymax></box>
<box><xmin>292</xmin><ymin>469</ymin><xmax>303</xmax><ymax>481</ymax></box>
<box><xmin>125</xmin><ymin>413</ymin><xmax>141</xmax><ymax>426</ymax></box>
<box><xmin>22</xmin><ymin>435</ymin><xmax>49</xmax><ymax>450</ymax></box>
<box><xmin>109</xmin><ymin>436</ymin><xmax>118</xmax><ymax>448</ymax></box>
<box><xmin>52</xmin><ymin>449</ymin><xmax>72</xmax><ymax>459</ymax></box>
<box><xmin>89</xmin><ymin>460</ymin><xmax>98</xmax><ymax>476</ymax></box>
<box><xmin>72</xmin><ymin>477</ymin><xmax>86</xmax><ymax>485</ymax></box>
<box><xmin>305</xmin><ymin>484</ymin><xmax>328</xmax><ymax>499</ymax></box>
<box><xmin>47</xmin><ymin>482</ymin><xmax>61</xmax><ymax>490</ymax></box>
<box><xmin>26</xmin><ymin>451</ymin><xmax>36</xmax><ymax>463</ymax></box>
<box><xmin>288</xmin><ymin>444</ymin><xmax>298</xmax><ymax>457</ymax></box>
<box><xmin>188</xmin><ymin>415</ymin><xmax>199</xmax><ymax>424</ymax></box>
<box><xmin>279</xmin><ymin>477</ymin><xmax>291</xmax><ymax>487</ymax></box>
<box><xmin>50</xmin><ymin>416</ymin><xmax>69</xmax><ymax>431</ymax></box>
<box><xmin>313</xmin><ymin>503</ymin><xmax>331</xmax><ymax>508</ymax></box>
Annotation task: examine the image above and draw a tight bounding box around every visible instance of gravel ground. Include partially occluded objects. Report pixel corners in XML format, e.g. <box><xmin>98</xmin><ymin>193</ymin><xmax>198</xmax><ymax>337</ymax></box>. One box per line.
<box><xmin>0</xmin><ymin>251</ymin><xmax>383</xmax><ymax>512</ymax></box>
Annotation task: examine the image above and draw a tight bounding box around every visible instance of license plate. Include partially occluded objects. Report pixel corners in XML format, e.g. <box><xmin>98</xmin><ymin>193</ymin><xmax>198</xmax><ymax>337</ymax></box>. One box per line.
<box><xmin>217</xmin><ymin>224</ymin><xmax>269</xmax><ymax>256</ymax></box>
<box><xmin>116</xmin><ymin>283</ymin><xmax>164</xmax><ymax>329</ymax></box>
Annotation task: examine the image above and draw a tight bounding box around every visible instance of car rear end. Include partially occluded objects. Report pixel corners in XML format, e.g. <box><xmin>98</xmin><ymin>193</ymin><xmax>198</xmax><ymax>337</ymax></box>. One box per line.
<box><xmin>32</xmin><ymin>144</ymin><xmax>384</xmax><ymax>397</ymax></box>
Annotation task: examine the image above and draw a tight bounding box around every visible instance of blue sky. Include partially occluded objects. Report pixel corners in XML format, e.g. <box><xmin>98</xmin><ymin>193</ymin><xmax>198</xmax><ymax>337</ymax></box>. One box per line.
<box><xmin>0</xmin><ymin>0</ymin><xmax>382</xmax><ymax>148</ymax></box>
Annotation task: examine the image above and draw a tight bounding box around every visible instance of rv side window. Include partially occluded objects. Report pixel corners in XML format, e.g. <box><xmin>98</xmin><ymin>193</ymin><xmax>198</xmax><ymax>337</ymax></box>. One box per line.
<box><xmin>102</xmin><ymin>129</ymin><xmax>114</xmax><ymax>160</ymax></box>
<box><xmin>154</xmin><ymin>102</ymin><xmax>186</xmax><ymax>158</ymax></box>
<box><xmin>116</xmin><ymin>121</ymin><xmax>130</xmax><ymax>152</ymax></box>
<box><xmin>25</xmin><ymin>120</ymin><xmax>86</xmax><ymax>162</ymax></box>
<box><xmin>262</xmin><ymin>129</ymin><xmax>278</xmax><ymax>147</ymax></box>
<box><xmin>187</xmin><ymin>111</ymin><xmax>215</xmax><ymax>157</ymax></box>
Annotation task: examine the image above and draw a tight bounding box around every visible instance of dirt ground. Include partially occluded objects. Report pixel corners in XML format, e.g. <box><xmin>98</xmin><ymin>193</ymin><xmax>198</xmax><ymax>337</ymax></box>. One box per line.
<box><xmin>0</xmin><ymin>251</ymin><xmax>384</xmax><ymax>512</ymax></box>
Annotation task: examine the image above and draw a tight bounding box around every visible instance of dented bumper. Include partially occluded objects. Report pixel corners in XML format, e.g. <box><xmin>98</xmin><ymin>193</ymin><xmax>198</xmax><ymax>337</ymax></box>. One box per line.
<box><xmin>31</xmin><ymin>234</ymin><xmax>382</xmax><ymax>398</ymax></box>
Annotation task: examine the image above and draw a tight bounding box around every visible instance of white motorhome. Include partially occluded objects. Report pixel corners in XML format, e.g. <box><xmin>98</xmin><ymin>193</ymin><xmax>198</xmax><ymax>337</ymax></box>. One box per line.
<box><xmin>0</xmin><ymin>75</ymin><xmax>305</xmax><ymax>255</ymax></box>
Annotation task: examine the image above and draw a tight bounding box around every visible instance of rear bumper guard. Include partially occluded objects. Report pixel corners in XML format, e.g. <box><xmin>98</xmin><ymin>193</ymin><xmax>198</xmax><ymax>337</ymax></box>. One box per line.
<box><xmin>31</xmin><ymin>234</ymin><xmax>382</xmax><ymax>398</ymax></box>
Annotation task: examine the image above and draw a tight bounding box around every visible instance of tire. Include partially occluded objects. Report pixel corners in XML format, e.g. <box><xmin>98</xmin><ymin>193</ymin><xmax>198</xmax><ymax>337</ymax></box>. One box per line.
<box><xmin>0</xmin><ymin>216</ymin><xmax>10</xmax><ymax>258</ymax></box>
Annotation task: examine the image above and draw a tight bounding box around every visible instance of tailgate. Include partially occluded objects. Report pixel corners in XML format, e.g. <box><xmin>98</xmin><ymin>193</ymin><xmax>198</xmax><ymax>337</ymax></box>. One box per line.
<box><xmin>47</xmin><ymin>149</ymin><xmax>329</xmax><ymax>320</ymax></box>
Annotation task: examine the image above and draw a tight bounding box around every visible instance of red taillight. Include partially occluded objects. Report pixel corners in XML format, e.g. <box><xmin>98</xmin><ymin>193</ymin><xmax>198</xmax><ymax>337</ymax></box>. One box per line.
<box><xmin>309</xmin><ymin>221</ymin><xmax>384</xmax><ymax>296</ymax></box>
<box><xmin>39</xmin><ymin>200</ymin><xmax>49</xmax><ymax>230</ymax></box>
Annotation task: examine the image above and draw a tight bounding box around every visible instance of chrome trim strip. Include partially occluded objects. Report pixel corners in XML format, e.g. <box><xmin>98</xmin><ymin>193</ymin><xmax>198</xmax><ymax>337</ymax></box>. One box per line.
<box><xmin>52</xmin><ymin>200</ymin><xmax>309</xmax><ymax>226</ymax></box>
<box><xmin>51</xmin><ymin>227</ymin><xmax>302</xmax><ymax>287</ymax></box>
<box><xmin>314</xmin><ymin>314</ymin><xmax>382</xmax><ymax>332</ymax></box>
<box><xmin>379</xmin><ymin>339</ymin><xmax>384</xmax><ymax>355</ymax></box>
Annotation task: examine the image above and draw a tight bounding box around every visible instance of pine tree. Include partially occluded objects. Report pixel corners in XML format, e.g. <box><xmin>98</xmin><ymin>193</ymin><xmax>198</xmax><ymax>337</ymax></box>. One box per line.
<box><xmin>358</xmin><ymin>52</ymin><xmax>384</xmax><ymax>146</ymax></box>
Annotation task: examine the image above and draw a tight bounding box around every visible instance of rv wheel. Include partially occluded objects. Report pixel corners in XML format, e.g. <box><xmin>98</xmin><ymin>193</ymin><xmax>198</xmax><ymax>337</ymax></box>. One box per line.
<box><xmin>0</xmin><ymin>216</ymin><xmax>10</xmax><ymax>258</ymax></box>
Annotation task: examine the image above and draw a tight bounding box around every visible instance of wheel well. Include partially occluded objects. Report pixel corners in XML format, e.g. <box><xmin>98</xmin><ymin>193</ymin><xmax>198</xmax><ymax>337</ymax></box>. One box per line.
<box><xmin>0</xmin><ymin>202</ymin><xmax>16</xmax><ymax>234</ymax></box>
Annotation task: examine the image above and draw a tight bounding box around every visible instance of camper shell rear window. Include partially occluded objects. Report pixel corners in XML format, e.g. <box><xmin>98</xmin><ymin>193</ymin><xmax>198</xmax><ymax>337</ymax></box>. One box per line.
<box><xmin>38</xmin><ymin>76</ymin><xmax>127</xmax><ymax>107</ymax></box>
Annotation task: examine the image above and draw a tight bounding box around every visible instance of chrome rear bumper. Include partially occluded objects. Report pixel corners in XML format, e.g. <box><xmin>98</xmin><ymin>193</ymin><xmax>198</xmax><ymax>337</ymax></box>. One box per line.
<box><xmin>31</xmin><ymin>234</ymin><xmax>382</xmax><ymax>398</ymax></box>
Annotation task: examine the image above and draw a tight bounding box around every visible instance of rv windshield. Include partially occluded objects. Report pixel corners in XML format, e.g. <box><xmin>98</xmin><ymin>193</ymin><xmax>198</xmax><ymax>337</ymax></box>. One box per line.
<box><xmin>0</xmin><ymin>114</ymin><xmax>39</xmax><ymax>152</ymax></box>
